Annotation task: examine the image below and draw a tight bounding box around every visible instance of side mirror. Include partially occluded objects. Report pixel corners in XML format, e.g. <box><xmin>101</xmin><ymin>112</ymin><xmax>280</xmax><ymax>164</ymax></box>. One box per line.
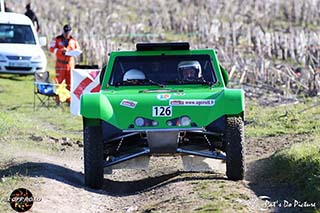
<box><xmin>39</xmin><ymin>36</ymin><xmax>47</xmax><ymax>47</ymax></box>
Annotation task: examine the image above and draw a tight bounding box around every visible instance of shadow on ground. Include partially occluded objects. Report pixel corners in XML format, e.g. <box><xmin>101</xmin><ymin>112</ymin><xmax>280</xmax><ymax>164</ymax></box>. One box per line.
<box><xmin>0</xmin><ymin>162</ymin><xmax>225</xmax><ymax>196</ymax></box>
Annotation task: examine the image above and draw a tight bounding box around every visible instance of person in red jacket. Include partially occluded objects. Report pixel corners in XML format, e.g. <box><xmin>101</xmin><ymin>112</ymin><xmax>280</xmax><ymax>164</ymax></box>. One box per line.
<box><xmin>49</xmin><ymin>24</ymin><xmax>80</xmax><ymax>95</ymax></box>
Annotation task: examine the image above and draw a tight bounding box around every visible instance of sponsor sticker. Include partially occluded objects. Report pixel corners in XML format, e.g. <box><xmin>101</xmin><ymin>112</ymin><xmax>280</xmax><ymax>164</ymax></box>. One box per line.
<box><xmin>169</xmin><ymin>99</ymin><xmax>215</xmax><ymax>106</ymax></box>
<box><xmin>120</xmin><ymin>99</ymin><xmax>137</xmax><ymax>108</ymax></box>
<box><xmin>157</xmin><ymin>94</ymin><xmax>171</xmax><ymax>101</ymax></box>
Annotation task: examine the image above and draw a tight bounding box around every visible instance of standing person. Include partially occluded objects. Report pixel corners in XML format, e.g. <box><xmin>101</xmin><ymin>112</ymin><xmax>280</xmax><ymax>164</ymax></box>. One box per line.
<box><xmin>49</xmin><ymin>24</ymin><xmax>80</xmax><ymax>102</ymax></box>
<box><xmin>25</xmin><ymin>3</ymin><xmax>40</xmax><ymax>32</ymax></box>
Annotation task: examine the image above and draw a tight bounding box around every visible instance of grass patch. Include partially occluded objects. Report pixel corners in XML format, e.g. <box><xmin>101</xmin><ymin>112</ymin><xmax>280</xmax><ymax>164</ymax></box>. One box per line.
<box><xmin>246</xmin><ymin>99</ymin><xmax>320</xmax><ymax>211</ymax></box>
<box><xmin>270</xmin><ymin>135</ymin><xmax>320</xmax><ymax>204</ymax></box>
<box><xmin>245</xmin><ymin>99</ymin><xmax>320</xmax><ymax>137</ymax></box>
<box><xmin>194</xmin><ymin>204</ymin><xmax>220</xmax><ymax>213</ymax></box>
<box><xmin>0</xmin><ymin>74</ymin><xmax>82</xmax><ymax>154</ymax></box>
<box><xmin>193</xmin><ymin>181</ymin><xmax>249</xmax><ymax>212</ymax></box>
<box><xmin>0</xmin><ymin>112</ymin><xmax>16</xmax><ymax>137</ymax></box>
<box><xmin>0</xmin><ymin>74</ymin><xmax>80</xmax><ymax>212</ymax></box>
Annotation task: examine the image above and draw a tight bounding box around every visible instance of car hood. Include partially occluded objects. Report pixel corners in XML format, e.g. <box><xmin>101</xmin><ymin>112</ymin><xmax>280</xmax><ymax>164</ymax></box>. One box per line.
<box><xmin>105</xmin><ymin>87</ymin><xmax>223</xmax><ymax>105</ymax></box>
<box><xmin>0</xmin><ymin>43</ymin><xmax>45</xmax><ymax>57</ymax></box>
<box><xmin>102</xmin><ymin>87</ymin><xmax>226</xmax><ymax>128</ymax></box>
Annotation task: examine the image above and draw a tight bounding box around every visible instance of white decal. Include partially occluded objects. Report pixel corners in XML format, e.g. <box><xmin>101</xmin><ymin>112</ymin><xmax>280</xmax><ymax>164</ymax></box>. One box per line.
<box><xmin>169</xmin><ymin>99</ymin><xmax>215</xmax><ymax>106</ymax></box>
<box><xmin>120</xmin><ymin>99</ymin><xmax>137</xmax><ymax>108</ymax></box>
<box><xmin>173</xmin><ymin>92</ymin><xmax>185</xmax><ymax>96</ymax></box>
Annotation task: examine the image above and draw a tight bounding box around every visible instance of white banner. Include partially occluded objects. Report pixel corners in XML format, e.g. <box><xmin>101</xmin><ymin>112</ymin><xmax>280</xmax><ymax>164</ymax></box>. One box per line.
<box><xmin>70</xmin><ymin>69</ymin><xmax>101</xmax><ymax>115</ymax></box>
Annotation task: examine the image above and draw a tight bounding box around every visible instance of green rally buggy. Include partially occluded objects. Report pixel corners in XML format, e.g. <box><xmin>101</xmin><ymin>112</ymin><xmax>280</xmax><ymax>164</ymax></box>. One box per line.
<box><xmin>81</xmin><ymin>42</ymin><xmax>245</xmax><ymax>189</ymax></box>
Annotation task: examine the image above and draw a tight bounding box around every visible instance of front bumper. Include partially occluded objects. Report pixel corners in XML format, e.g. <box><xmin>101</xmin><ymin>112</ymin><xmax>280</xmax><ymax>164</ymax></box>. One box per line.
<box><xmin>0</xmin><ymin>62</ymin><xmax>45</xmax><ymax>75</ymax></box>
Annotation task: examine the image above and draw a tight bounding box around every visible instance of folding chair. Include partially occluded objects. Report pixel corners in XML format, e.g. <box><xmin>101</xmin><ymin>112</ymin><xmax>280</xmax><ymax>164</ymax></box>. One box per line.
<box><xmin>33</xmin><ymin>71</ymin><xmax>58</xmax><ymax>110</ymax></box>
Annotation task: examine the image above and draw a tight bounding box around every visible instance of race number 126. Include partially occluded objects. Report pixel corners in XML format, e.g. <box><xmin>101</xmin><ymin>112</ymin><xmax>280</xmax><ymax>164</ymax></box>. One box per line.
<box><xmin>152</xmin><ymin>106</ymin><xmax>172</xmax><ymax>117</ymax></box>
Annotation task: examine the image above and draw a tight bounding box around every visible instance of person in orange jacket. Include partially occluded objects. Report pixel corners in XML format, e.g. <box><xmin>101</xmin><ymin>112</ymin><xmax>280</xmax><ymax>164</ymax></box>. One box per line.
<box><xmin>49</xmin><ymin>24</ymin><xmax>80</xmax><ymax>94</ymax></box>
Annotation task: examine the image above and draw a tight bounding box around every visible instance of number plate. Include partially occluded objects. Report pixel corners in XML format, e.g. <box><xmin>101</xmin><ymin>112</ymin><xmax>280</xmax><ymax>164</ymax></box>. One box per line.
<box><xmin>152</xmin><ymin>106</ymin><xmax>172</xmax><ymax>117</ymax></box>
<box><xmin>8</xmin><ymin>62</ymin><xmax>30</xmax><ymax>67</ymax></box>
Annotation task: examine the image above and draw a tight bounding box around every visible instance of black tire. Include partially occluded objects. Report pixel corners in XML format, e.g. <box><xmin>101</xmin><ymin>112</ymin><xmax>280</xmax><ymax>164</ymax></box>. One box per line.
<box><xmin>84</xmin><ymin>125</ymin><xmax>104</xmax><ymax>189</ymax></box>
<box><xmin>224</xmin><ymin>116</ymin><xmax>244</xmax><ymax>180</ymax></box>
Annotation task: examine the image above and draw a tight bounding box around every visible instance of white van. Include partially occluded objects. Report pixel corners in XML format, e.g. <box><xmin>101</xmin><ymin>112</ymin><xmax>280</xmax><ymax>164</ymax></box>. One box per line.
<box><xmin>0</xmin><ymin>12</ymin><xmax>47</xmax><ymax>75</ymax></box>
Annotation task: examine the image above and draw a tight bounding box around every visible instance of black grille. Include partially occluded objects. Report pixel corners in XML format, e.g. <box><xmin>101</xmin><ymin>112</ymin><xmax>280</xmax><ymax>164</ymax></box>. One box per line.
<box><xmin>5</xmin><ymin>66</ymin><xmax>32</xmax><ymax>71</ymax></box>
<box><xmin>6</xmin><ymin>56</ymin><xmax>32</xmax><ymax>60</ymax></box>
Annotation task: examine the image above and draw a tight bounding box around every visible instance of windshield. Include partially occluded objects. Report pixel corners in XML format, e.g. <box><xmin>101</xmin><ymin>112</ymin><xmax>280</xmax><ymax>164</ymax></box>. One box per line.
<box><xmin>0</xmin><ymin>24</ymin><xmax>36</xmax><ymax>44</ymax></box>
<box><xmin>109</xmin><ymin>55</ymin><xmax>217</xmax><ymax>86</ymax></box>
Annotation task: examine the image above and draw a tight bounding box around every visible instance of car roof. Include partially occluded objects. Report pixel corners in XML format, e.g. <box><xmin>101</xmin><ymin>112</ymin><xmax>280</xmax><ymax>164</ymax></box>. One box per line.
<box><xmin>109</xmin><ymin>48</ymin><xmax>216</xmax><ymax>57</ymax></box>
<box><xmin>0</xmin><ymin>12</ymin><xmax>33</xmax><ymax>25</ymax></box>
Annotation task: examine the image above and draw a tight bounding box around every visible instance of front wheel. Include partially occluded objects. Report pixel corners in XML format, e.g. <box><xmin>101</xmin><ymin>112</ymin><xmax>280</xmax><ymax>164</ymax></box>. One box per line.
<box><xmin>224</xmin><ymin>116</ymin><xmax>245</xmax><ymax>180</ymax></box>
<box><xmin>84</xmin><ymin>125</ymin><xmax>104</xmax><ymax>189</ymax></box>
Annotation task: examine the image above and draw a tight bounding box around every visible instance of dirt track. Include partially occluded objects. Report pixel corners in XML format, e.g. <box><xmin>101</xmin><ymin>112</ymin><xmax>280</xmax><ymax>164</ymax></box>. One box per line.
<box><xmin>0</xmin><ymin>132</ymin><xmax>310</xmax><ymax>213</ymax></box>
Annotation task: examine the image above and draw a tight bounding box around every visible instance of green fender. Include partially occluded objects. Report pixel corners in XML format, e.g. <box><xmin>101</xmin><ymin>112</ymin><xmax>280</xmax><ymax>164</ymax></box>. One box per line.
<box><xmin>81</xmin><ymin>93</ymin><xmax>116</xmax><ymax>126</ymax></box>
<box><xmin>218</xmin><ymin>88</ymin><xmax>244</xmax><ymax>116</ymax></box>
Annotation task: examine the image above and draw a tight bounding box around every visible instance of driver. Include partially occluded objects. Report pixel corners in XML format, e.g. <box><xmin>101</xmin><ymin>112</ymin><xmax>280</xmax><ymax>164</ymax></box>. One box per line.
<box><xmin>123</xmin><ymin>69</ymin><xmax>145</xmax><ymax>81</ymax></box>
<box><xmin>177</xmin><ymin>61</ymin><xmax>202</xmax><ymax>80</ymax></box>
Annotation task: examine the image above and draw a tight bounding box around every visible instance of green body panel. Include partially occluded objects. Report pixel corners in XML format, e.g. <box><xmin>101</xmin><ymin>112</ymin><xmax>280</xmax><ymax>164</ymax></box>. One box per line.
<box><xmin>80</xmin><ymin>48</ymin><xmax>244</xmax><ymax>129</ymax></box>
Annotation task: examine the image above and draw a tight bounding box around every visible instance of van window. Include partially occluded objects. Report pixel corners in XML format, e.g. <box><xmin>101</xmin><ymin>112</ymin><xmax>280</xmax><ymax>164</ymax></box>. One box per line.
<box><xmin>0</xmin><ymin>24</ymin><xmax>36</xmax><ymax>44</ymax></box>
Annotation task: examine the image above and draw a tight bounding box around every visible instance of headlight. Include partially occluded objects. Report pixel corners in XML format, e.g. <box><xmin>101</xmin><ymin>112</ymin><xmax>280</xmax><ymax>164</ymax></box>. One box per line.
<box><xmin>134</xmin><ymin>117</ymin><xmax>145</xmax><ymax>127</ymax></box>
<box><xmin>166</xmin><ymin>120</ymin><xmax>173</xmax><ymax>126</ymax></box>
<box><xmin>0</xmin><ymin>54</ymin><xmax>6</xmax><ymax>62</ymax></box>
<box><xmin>166</xmin><ymin>116</ymin><xmax>191</xmax><ymax>127</ymax></box>
<box><xmin>180</xmin><ymin>116</ymin><xmax>191</xmax><ymax>126</ymax></box>
<box><xmin>134</xmin><ymin>117</ymin><xmax>158</xmax><ymax>127</ymax></box>
<box><xmin>31</xmin><ymin>55</ymin><xmax>42</xmax><ymax>62</ymax></box>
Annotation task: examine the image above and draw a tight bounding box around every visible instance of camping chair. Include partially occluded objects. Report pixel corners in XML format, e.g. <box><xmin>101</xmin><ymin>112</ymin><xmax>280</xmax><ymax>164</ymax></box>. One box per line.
<box><xmin>33</xmin><ymin>71</ymin><xmax>58</xmax><ymax>110</ymax></box>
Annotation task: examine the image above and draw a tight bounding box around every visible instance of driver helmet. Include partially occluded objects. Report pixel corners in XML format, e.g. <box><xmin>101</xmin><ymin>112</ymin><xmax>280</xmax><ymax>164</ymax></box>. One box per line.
<box><xmin>123</xmin><ymin>69</ymin><xmax>145</xmax><ymax>81</ymax></box>
<box><xmin>177</xmin><ymin>61</ymin><xmax>202</xmax><ymax>79</ymax></box>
